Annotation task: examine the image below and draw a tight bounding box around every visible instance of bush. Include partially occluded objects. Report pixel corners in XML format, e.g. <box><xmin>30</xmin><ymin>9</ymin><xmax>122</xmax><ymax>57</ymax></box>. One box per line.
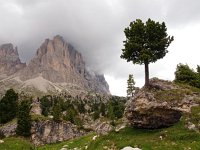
<box><xmin>174</xmin><ymin>64</ymin><xmax>200</xmax><ymax>88</ymax></box>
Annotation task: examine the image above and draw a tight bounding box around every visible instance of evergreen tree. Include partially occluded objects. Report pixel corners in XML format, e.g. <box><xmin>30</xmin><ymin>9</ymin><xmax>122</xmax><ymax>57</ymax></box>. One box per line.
<box><xmin>107</xmin><ymin>102</ymin><xmax>115</xmax><ymax>120</ymax></box>
<box><xmin>64</xmin><ymin>107</ymin><xmax>77</xmax><ymax>124</ymax></box>
<box><xmin>0</xmin><ymin>89</ymin><xmax>18</xmax><ymax>124</ymax></box>
<box><xmin>100</xmin><ymin>102</ymin><xmax>106</xmax><ymax>117</ymax></box>
<box><xmin>92</xmin><ymin>110</ymin><xmax>100</xmax><ymax>120</ymax></box>
<box><xmin>52</xmin><ymin>103</ymin><xmax>62</xmax><ymax>122</ymax></box>
<box><xmin>40</xmin><ymin>95</ymin><xmax>52</xmax><ymax>116</ymax></box>
<box><xmin>77</xmin><ymin>101</ymin><xmax>86</xmax><ymax>114</ymax></box>
<box><xmin>197</xmin><ymin>65</ymin><xmax>200</xmax><ymax>74</ymax></box>
<box><xmin>127</xmin><ymin>74</ymin><xmax>136</xmax><ymax>97</ymax></box>
<box><xmin>121</xmin><ymin>19</ymin><xmax>174</xmax><ymax>86</ymax></box>
<box><xmin>16</xmin><ymin>100</ymin><xmax>31</xmax><ymax>137</ymax></box>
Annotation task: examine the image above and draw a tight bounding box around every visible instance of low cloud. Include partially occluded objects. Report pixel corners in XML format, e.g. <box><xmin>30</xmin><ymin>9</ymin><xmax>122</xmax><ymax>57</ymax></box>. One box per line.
<box><xmin>0</xmin><ymin>0</ymin><xmax>200</xmax><ymax>95</ymax></box>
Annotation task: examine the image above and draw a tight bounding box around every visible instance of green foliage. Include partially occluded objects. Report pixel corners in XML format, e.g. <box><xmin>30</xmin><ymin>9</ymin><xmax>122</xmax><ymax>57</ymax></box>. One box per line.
<box><xmin>63</xmin><ymin>105</ymin><xmax>78</xmax><ymax>124</ymax></box>
<box><xmin>197</xmin><ymin>65</ymin><xmax>200</xmax><ymax>74</ymax></box>
<box><xmin>107</xmin><ymin>102</ymin><xmax>115</xmax><ymax>120</ymax></box>
<box><xmin>174</xmin><ymin>64</ymin><xmax>200</xmax><ymax>88</ymax></box>
<box><xmin>92</xmin><ymin>110</ymin><xmax>100</xmax><ymax>120</ymax></box>
<box><xmin>77</xmin><ymin>101</ymin><xmax>86</xmax><ymax>114</ymax></box>
<box><xmin>121</xmin><ymin>18</ymin><xmax>173</xmax><ymax>86</ymax></box>
<box><xmin>99</xmin><ymin>102</ymin><xmax>106</xmax><ymax>117</ymax></box>
<box><xmin>107</xmin><ymin>97</ymin><xmax>125</xmax><ymax>120</ymax></box>
<box><xmin>40</xmin><ymin>95</ymin><xmax>53</xmax><ymax>116</ymax></box>
<box><xmin>0</xmin><ymin>137</ymin><xmax>34</xmax><ymax>150</ymax></box>
<box><xmin>127</xmin><ymin>74</ymin><xmax>136</xmax><ymax>97</ymax></box>
<box><xmin>0</xmin><ymin>89</ymin><xmax>18</xmax><ymax>124</ymax></box>
<box><xmin>52</xmin><ymin>103</ymin><xmax>62</xmax><ymax>123</ymax></box>
<box><xmin>121</xmin><ymin>18</ymin><xmax>173</xmax><ymax>64</ymax></box>
<box><xmin>16</xmin><ymin>100</ymin><xmax>32</xmax><ymax>137</ymax></box>
<box><xmin>188</xmin><ymin>106</ymin><xmax>200</xmax><ymax>125</ymax></box>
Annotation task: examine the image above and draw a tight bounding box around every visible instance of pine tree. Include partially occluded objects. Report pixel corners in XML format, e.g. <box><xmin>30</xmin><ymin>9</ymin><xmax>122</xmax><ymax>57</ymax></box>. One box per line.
<box><xmin>52</xmin><ymin>103</ymin><xmax>62</xmax><ymax>123</ymax></box>
<box><xmin>197</xmin><ymin>65</ymin><xmax>200</xmax><ymax>74</ymax></box>
<box><xmin>0</xmin><ymin>89</ymin><xmax>18</xmax><ymax>124</ymax></box>
<box><xmin>127</xmin><ymin>74</ymin><xmax>136</xmax><ymax>97</ymax></box>
<box><xmin>100</xmin><ymin>102</ymin><xmax>106</xmax><ymax>117</ymax></box>
<box><xmin>16</xmin><ymin>100</ymin><xmax>31</xmax><ymax>137</ymax></box>
<box><xmin>121</xmin><ymin>19</ymin><xmax>174</xmax><ymax>86</ymax></box>
<box><xmin>107</xmin><ymin>102</ymin><xmax>115</xmax><ymax>120</ymax></box>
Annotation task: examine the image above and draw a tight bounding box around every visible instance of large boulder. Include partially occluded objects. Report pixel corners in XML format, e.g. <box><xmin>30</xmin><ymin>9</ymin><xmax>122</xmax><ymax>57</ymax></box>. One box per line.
<box><xmin>125</xmin><ymin>78</ymin><xmax>199</xmax><ymax>129</ymax></box>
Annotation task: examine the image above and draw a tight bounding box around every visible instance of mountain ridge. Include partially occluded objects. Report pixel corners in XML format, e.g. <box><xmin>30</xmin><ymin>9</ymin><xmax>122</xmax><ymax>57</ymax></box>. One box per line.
<box><xmin>0</xmin><ymin>35</ymin><xmax>110</xmax><ymax>96</ymax></box>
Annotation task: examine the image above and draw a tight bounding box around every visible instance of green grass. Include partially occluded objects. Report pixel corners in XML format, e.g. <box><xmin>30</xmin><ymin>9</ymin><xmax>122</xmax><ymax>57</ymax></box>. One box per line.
<box><xmin>0</xmin><ymin>137</ymin><xmax>34</xmax><ymax>150</ymax></box>
<box><xmin>1</xmin><ymin>120</ymin><xmax>200</xmax><ymax>150</ymax></box>
<box><xmin>154</xmin><ymin>89</ymin><xmax>185</xmax><ymax>102</ymax></box>
<box><xmin>37</xmin><ymin>133</ymin><xmax>95</xmax><ymax>150</ymax></box>
<box><xmin>86</xmin><ymin>121</ymin><xmax>200</xmax><ymax>150</ymax></box>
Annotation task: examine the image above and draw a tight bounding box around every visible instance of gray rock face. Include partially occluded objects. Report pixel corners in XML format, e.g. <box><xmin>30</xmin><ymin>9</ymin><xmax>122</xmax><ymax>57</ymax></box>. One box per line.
<box><xmin>0</xmin><ymin>43</ymin><xmax>26</xmax><ymax>76</ymax></box>
<box><xmin>0</xmin><ymin>122</ymin><xmax>17</xmax><ymax>137</ymax></box>
<box><xmin>31</xmin><ymin>120</ymin><xmax>86</xmax><ymax>146</ymax></box>
<box><xmin>20</xmin><ymin>35</ymin><xmax>110</xmax><ymax>94</ymax></box>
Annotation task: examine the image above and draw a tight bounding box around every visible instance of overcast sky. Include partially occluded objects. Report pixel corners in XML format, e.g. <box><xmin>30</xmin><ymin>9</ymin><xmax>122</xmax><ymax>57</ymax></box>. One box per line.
<box><xmin>0</xmin><ymin>0</ymin><xmax>200</xmax><ymax>96</ymax></box>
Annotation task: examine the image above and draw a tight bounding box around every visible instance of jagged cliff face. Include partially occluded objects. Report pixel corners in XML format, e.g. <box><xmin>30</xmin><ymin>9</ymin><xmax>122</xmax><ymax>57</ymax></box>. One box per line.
<box><xmin>0</xmin><ymin>35</ymin><xmax>109</xmax><ymax>95</ymax></box>
<box><xmin>20</xmin><ymin>36</ymin><xmax>86</xmax><ymax>83</ymax></box>
<box><xmin>20</xmin><ymin>35</ymin><xmax>109</xmax><ymax>94</ymax></box>
<box><xmin>0</xmin><ymin>44</ymin><xmax>26</xmax><ymax>77</ymax></box>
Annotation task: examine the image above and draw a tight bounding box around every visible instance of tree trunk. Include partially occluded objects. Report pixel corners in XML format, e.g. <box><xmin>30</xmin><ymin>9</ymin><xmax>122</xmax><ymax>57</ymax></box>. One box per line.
<box><xmin>144</xmin><ymin>61</ymin><xmax>149</xmax><ymax>87</ymax></box>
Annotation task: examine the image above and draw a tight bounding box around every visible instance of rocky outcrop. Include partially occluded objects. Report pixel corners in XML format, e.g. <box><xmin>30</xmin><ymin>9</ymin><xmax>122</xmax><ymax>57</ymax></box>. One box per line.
<box><xmin>20</xmin><ymin>35</ymin><xmax>109</xmax><ymax>94</ymax></box>
<box><xmin>95</xmin><ymin>122</ymin><xmax>113</xmax><ymax>135</ymax></box>
<box><xmin>0</xmin><ymin>120</ymin><xmax>86</xmax><ymax>146</ymax></box>
<box><xmin>125</xmin><ymin>78</ymin><xmax>199</xmax><ymax>129</ymax></box>
<box><xmin>31</xmin><ymin>120</ymin><xmax>86</xmax><ymax>146</ymax></box>
<box><xmin>0</xmin><ymin>122</ymin><xmax>17</xmax><ymax>137</ymax></box>
<box><xmin>0</xmin><ymin>43</ymin><xmax>26</xmax><ymax>76</ymax></box>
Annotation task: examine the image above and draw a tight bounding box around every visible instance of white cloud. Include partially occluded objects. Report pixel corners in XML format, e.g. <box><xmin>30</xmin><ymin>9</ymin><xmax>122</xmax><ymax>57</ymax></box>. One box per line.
<box><xmin>0</xmin><ymin>0</ymin><xmax>200</xmax><ymax>96</ymax></box>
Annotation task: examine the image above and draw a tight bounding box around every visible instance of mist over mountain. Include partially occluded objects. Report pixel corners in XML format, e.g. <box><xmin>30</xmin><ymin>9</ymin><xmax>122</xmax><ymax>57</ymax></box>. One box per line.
<box><xmin>0</xmin><ymin>35</ymin><xmax>110</xmax><ymax>95</ymax></box>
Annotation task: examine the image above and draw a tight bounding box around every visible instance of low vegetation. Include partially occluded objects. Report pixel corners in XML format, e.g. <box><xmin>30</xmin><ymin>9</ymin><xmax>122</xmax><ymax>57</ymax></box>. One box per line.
<box><xmin>0</xmin><ymin>137</ymin><xmax>34</xmax><ymax>150</ymax></box>
<box><xmin>175</xmin><ymin>64</ymin><xmax>200</xmax><ymax>89</ymax></box>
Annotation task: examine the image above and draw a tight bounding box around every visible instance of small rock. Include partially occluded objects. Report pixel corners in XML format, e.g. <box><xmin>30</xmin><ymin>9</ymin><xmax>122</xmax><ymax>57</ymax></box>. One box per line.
<box><xmin>95</xmin><ymin>122</ymin><xmax>113</xmax><ymax>135</ymax></box>
<box><xmin>103</xmin><ymin>146</ymin><xmax>108</xmax><ymax>149</ymax></box>
<box><xmin>92</xmin><ymin>135</ymin><xmax>98</xmax><ymax>140</ymax></box>
<box><xmin>159</xmin><ymin>135</ymin><xmax>163</xmax><ymax>140</ymax></box>
<box><xmin>187</xmin><ymin>122</ymin><xmax>196</xmax><ymax>131</ymax></box>
<box><xmin>0</xmin><ymin>140</ymin><xmax>4</xmax><ymax>143</ymax></box>
<box><xmin>60</xmin><ymin>148</ymin><xmax>67</xmax><ymax>150</ymax></box>
<box><xmin>115</xmin><ymin>125</ymin><xmax>126</xmax><ymax>132</ymax></box>
<box><xmin>121</xmin><ymin>146</ymin><xmax>142</xmax><ymax>150</ymax></box>
<box><xmin>63</xmin><ymin>145</ymin><xmax>68</xmax><ymax>148</ymax></box>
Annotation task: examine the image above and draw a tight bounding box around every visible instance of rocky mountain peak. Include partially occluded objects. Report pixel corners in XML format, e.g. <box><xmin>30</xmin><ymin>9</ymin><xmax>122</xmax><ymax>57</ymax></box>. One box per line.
<box><xmin>20</xmin><ymin>35</ymin><xmax>110</xmax><ymax>94</ymax></box>
<box><xmin>0</xmin><ymin>43</ymin><xmax>26</xmax><ymax>76</ymax></box>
